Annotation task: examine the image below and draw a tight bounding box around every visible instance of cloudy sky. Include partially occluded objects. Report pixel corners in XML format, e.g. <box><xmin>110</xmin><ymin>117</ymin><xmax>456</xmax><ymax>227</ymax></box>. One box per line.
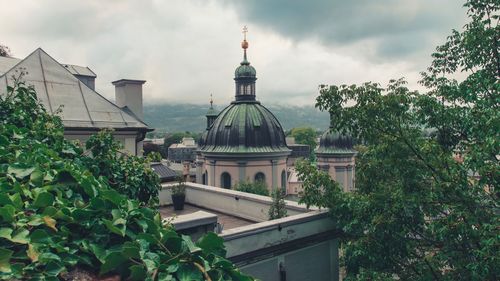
<box><xmin>1</xmin><ymin>0</ymin><xmax>468</xmax><ymax>106</ymax></box>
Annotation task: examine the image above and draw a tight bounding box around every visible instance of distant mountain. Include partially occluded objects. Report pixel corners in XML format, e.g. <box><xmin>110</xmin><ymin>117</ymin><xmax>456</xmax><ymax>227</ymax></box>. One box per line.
<box><xmin>143</xmin><ymin>103</ymin><xmax>329</xmax><ymax>134</ymax></box>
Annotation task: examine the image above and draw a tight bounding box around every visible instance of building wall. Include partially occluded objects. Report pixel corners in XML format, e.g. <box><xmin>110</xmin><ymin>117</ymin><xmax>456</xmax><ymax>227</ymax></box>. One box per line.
<box><xmin>202</xmin><ymin>157</ymin><xmax>288</xmax><ymax>191</ymax></box>
<box><xmin>168</xmin><ymin>146</ymin><xmax>197</xmax><ymax>162</ymax></box>
<box><xmin>240</xmin><ymin>239</ymin><xmax>339</xmax><ymax>281</ymax></box>
<box><xmin>316</xmin><ymin>154</ymin><xmax>355</xmax><ymax>192</ymax></box>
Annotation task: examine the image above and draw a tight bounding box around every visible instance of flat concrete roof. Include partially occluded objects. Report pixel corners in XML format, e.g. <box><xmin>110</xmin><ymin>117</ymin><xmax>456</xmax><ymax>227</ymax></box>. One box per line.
<box><xmin>159</xmin><ymin>203</ymin><xmax>255</xmax><ymax>230</ymax></box>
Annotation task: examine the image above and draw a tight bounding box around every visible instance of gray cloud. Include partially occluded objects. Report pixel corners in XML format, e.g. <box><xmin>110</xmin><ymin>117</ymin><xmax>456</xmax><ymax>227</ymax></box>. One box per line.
<box><xmin>223</xmin><ymin>0</ymin><xmax>466</xmax><ymax>60</ymax></box>
<box><xmin>0</xmin><ymin>0</ymin><xmax>469</xmax><ymax>106</ymax></box>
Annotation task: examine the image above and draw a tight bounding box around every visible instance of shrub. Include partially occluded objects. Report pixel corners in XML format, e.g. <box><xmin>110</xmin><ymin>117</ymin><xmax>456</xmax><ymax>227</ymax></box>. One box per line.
<box><xmin>84</xmin><ymin>129</ymin><xmax>161</xmax><ymax>206</ymax></box>
<box><xmin>234</xmin><ymin>180</ymin><xmax>269</xmax><ymax>196</ymax></box>
<box><xmin>0</xmin><ymin>82</ymin><xmax>254</xmax><ymax>280</ymax></box>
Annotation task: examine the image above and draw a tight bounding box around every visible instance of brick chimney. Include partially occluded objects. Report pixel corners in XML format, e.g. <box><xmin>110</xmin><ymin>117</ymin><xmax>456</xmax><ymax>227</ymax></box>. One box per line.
<box><xmin>112</xmin><ymin>79</ymin><xmax>146</xmax><ymax>120</ymax></box>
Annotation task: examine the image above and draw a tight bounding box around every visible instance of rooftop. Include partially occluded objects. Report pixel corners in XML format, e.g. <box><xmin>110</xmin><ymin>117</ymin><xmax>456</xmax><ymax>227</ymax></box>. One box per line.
<box><xmin>0</xmin><ymin>48</ymin><xmax>149</xmax><ymax>131</ymax></box>
<box><xmin>159</xmin><ymin>203</ymin><xmax>255</xmax><ymax>230</ymax></box>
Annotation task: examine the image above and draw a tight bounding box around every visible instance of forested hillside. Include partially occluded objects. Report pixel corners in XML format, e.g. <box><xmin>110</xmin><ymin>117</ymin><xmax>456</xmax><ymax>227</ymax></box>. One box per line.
<box><xmin>144</xmin><ymin>103</ymin><xmax>329</xmax><ymax>134</ymax></box>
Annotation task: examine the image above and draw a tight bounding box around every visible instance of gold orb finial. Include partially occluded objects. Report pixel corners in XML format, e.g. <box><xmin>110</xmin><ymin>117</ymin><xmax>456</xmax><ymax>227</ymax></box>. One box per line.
<box><xmin>241</xmin><ymin>26</ymin><xmax>249</xmax><ymax>49</ymax></box>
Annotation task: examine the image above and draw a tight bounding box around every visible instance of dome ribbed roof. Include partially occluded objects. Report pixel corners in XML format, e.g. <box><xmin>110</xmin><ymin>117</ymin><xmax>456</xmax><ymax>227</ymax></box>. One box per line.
<box><xmin>316</xmin><ymin>128</ymin><xmax>357</xmax><ymax>155</ymax></box>
<box><xmin>235</xmin><ymin>59</ymin><xmax>256</xmax><ymax>78</ymax></box>
<box><xmin>206</xmin><ymin>107</ymin><xmax>218</xmax><ymax>117</ymax></box>
<box><xmin>199</xmin><ymin>101</ymin><xmax>290</xmax><ymax>155</ymax></box>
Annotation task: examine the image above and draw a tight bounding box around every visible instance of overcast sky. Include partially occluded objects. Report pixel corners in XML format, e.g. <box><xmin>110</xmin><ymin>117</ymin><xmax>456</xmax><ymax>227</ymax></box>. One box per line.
<box><xmin>0</xmin><ymin>0</ymin><xmax>468</xmax><ymax>106</ymax></box>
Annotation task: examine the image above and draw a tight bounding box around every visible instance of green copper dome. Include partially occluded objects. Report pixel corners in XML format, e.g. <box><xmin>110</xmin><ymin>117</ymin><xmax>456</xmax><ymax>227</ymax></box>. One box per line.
<box><xmin>235</xmin><ymin>58</ymin><xmax>256</xmax><ymax>78</ymax></box>
<box><xmin>199</xmin><ymin>101</ymin><xmax>290</xmax><ymax>155</ymax></box>
<box><xmin>206</xmin><ymin>107</ymin><xmax>218</xmax><ymax>117</ymax></box>
<box><xmin>199</xmin><ymin>31</ymin><xmax>289</xmax><ymax>156</ymax></box>
<box><xmin>315</xmin><ymin>128</ymin><xmax>357</xmax><ymax>155</ymax></box>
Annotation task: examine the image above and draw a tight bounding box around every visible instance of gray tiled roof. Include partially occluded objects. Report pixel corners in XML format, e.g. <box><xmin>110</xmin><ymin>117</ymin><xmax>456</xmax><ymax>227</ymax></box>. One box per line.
<box><xmin>0</xmin><ymin>48</ymin><xmax>149</xmax><ymax>131</ymax></box>
<box><xmin>150</xmin><ymin>163</ymin><xmax>178</xmax><ymax>182</ymax></box>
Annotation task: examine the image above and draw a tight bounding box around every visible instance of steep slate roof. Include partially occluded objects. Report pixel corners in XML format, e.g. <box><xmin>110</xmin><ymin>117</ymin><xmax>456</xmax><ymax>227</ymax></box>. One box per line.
<box><xmin>0</xmin><ymin>49</ymin><xmax>149</xmax><ymax>131</ymax></box>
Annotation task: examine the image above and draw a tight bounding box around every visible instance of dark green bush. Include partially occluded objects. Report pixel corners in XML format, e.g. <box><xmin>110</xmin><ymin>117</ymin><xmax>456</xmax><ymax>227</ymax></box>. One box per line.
<box><xmin>234</xmin><ymin>180</ymin><xmax>269</xmax><ymax>196</ymax></box>
<box><xmin>0</xmin><ymin>82</ymin><xmax>253</xmax><ymax>280</ymax></box>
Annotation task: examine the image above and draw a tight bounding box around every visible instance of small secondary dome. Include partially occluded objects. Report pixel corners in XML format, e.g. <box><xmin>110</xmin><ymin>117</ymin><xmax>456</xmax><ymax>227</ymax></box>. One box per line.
<box><xmin>316</xmin><ymin>127</ymin><xmax>356</xmax><ymax>155</ymax></box>
<box><xmin>235</xmin><ymin>61</ymin><xmax>256</xmax><ymax>78</ymax></box>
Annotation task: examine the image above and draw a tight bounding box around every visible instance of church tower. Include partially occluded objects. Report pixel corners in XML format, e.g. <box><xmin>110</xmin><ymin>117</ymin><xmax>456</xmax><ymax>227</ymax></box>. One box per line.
<box><xmin>198</xmin><ymin>27</ymin><xmax>291</xmax><ymax>190</ymax></box>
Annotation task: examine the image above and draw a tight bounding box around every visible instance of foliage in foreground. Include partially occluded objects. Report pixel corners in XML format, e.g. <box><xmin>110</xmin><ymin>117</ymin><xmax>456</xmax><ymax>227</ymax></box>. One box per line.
<box><xmin>297</xmin><ymin>1</ymin><xmax>499</xmax><ymax>280</ymax></box>
<box><xmin>233</xmin><ymin>181</ymin><xmax>269</xmax><ymax>196</ymax></box>
<box><xmin>0</xmin><ymin>83</ymin><xmax>253</xmax><ymax>280</ymax></box>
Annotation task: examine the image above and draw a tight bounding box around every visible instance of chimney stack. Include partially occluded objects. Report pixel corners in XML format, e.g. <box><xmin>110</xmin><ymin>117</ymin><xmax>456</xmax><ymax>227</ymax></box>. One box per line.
<box><xmin>112</xmin><ymin>79</ymin><xmax>146</xmax><ymax>120</ymax></box>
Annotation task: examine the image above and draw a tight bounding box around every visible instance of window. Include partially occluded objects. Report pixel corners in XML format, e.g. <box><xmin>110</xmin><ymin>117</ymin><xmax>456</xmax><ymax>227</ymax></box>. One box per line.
<box><xmin>335</xmin><ymin>167</ymin><xmax>346</xmax><ymax>190</ymax></box>
<box><xmin>202</xmin><ymin>171</ymin><xmax>207</xmax><ymax>185</ymax></box>
<box><xmin>347</xmin><ymin>166</ymin><xmax>354</xmax><ymax>191</ymax></box>
<box><xmin>221</xmin><ymin>172</ymin><xmax>231</xmax><ymax>189</ymax></box>
<box><xmin>281</xmin><ymin>170</ymin><xmax>287</xmax><ymax>189</ymax></box>
<box><xmin>254</xmin><ymin>172</ymin><xmax>266</xmax><ymax>184</ymax></box>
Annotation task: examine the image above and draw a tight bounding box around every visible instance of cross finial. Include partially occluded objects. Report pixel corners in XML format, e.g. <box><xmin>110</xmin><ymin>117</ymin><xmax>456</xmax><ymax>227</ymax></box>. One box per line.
<box><xmin>210</xmin><ymin>94</ymin><xmax>213</xmax><ymax>108</ymax></box>
<box><xmin>242</xmin><ymin>26</ymin><xmax>248</xmax><ymax>40</ymax></box>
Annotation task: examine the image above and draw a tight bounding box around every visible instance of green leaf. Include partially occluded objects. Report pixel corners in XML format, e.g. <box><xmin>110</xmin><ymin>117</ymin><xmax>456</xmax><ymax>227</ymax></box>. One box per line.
<box><xmin>0</xmin><ymin>205</ymin><xmax>16</xmax><ymax>222</ymax></box>
<box><xmin>0</xmin><ymin>248</ymin><xmax>13</xmax><ymax>273</ymax></box>
<box><xmin>176</xmin><ymin>264</ymin><xmax>202</xmax><ymax>281</ymax></box>
<box><xmin>103</xmin><ymin>219</ymin><xmax>126</xmax><ymax>237</ymax></box>
<box><xmin>197</xmin><ymin>232</ymin><xmax>226</xmax><ymax>257</ymax></box>
<box><xmin>100</xmin><ymin>251</ymin><xmax>126</xmax><ymax>275</ymax></box>
<box><xmin>122</xmin><ymin>241</ymin><xmax>141</xmax><ymax>259</ymax></box>
<box><xmin>11</xmin><ymin>228</ymin><xmax>29</xmax><ymax>244</ymax></box>
<box><xmin>30</xmin><ymin>229</ymin><xmax>52</xmax><ymax>244</ymax></box>
<box><xmin>129</xmin><ymin>265</ymin><xmax>147</xmax><ymax>281</ymax></box>
<box><xmin>33</xmin><ymin>192</ymin><xmax>54</xmax><ymax>208</ymax></box>
<box><xmin>182</xmin><ymin>235</ymin><xmax>201</xmax><ymax>254</ymax></box>
<box><xmin>45</xmin><ymin>261</ymin><xmax>65</xmax><ymax>277</ymax></box>
<box><xmin>38</xmin><ymin>252</ymin><xmax>62</xmax><ymax>263</ymax></box>
<box><xmin>30</xmin><ymin>169</ymin><xmax>44</xmax><ymax>186</ymax></box>
<box><xmin>7</xmin><ymin>164</ymin><xmax>35</xmax><ymax>179</ymax></box>
<box><xmin>0</xmin><ymin>228</ymin><xmax>12</xmax><ymax>240</ymax></box>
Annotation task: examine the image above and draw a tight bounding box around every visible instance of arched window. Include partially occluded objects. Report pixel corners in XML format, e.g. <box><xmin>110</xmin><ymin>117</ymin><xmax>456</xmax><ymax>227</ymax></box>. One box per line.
<box><xmin>254</xmin><ymin>172</ymin><xmax>266</xmax><ymax>184</ymax></box>
<box><xmin>281</xmin><ymin>170</ymin><xmax>287</xmax><ymax>189</ymax></box>
<box><xmin>221</xmin><ymin>172</ymin><xmax>231</xmax><ymax>189</ymax></box>
<box><xmin>202</xmin><ymin>171</ymin><xmax>207</xmax><ymax>185</ymax></box>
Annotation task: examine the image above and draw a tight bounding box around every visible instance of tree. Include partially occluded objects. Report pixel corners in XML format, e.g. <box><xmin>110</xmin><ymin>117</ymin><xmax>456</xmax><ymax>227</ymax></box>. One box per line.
<box><xmin>0</xmin><ymin>81</ymin><xmax>253</xmax><ymax>280</ymax></box>
<box><xmin>268</xmin><ymin>188</ymin><xmax>287</xmax><ymax>220</ymax></box>
<box><xmin>297</xmin><ymin>0</ymin><xmax>499</xmax><ymax>280</ymax></box>
<box><xmin>290</xmin><ymin>127</ymin><xmax>317</xmax><ymax>161</ymax></box>
<box><xmin>0</xmin><ymin>44</ymin><xmax>11</xmax><ymax>57</ymax></box>
<box><xmin>290</xmin><ymin>127</ymin><xmax>317</xmax><ymax>148</ymax></box>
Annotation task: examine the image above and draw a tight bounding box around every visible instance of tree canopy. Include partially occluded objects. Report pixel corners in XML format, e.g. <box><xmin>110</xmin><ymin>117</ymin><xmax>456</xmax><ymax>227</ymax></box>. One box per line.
<box><xmin>0</xmin><ymin>45</ymin><xmax>11</xmax><ymax>57</ymax></box>
<box><xmin>290</xmin><ymin>127</ymin><xmax>317</xmax><ymax>149</ymax></box>
<box><xmin>297</xmin><ymin>0</ymin><xmax>499</xmax><ymax>280</ymax></box>
<box><xmin>0</xmin><ymin>81</ymin><xmax>253</xmax><ymax>280</ymax></box>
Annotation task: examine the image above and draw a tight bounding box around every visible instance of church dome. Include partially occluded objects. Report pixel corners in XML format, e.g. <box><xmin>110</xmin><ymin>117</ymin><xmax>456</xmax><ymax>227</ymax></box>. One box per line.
<box><xmin>199</xmin><ymin>28</ymin><xmax>290</xmax><ymax>157</ymax></box>
<box><xmin>199</xmin><ymin>101</ymin><xmax>289</xmax><ymax>155</ymax></box>
<box><xmin>316</xmin><ymin>128</ymin><xmax>357</xmax><ymax>155</ymax></box>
